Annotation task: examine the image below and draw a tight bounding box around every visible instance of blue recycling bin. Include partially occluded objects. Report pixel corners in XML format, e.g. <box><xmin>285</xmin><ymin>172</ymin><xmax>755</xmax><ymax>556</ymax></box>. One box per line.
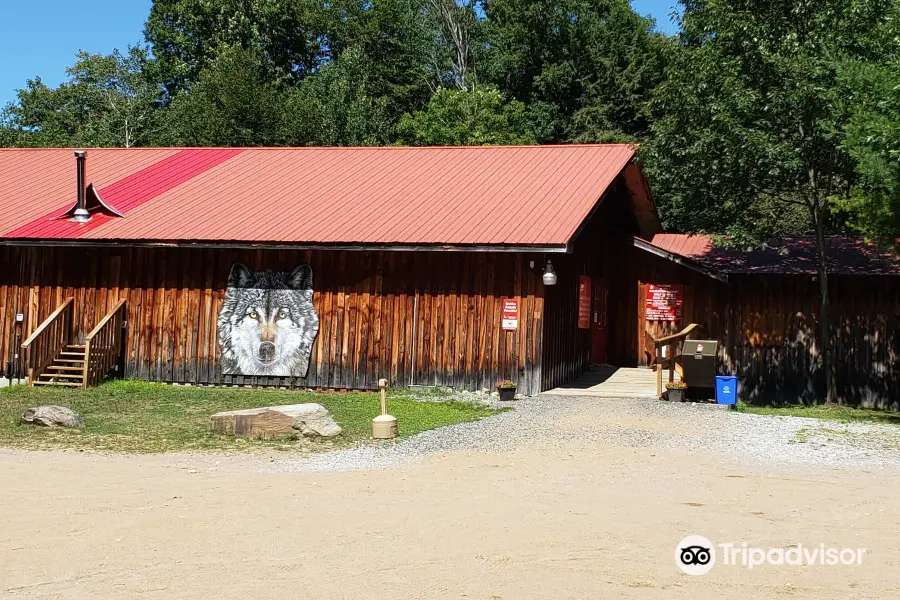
<box><xmin>715</xmin><ymin>376</ymin><xmax>738</xmax><ymax>405</ymax></box>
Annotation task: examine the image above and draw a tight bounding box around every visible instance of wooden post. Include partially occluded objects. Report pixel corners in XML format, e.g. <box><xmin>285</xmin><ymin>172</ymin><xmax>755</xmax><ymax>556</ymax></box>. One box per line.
<box><xmin>668</xmin><ymin>348</ymin><xmax>675</xmax><ymax>386</ymax></box>
<box><xmin>656</xmin><ymin>344</ymin><xmax>662</xmax><ymax>398</ymax></box>
<box><xmin>82</xmin><ymin>343</ymin><xmax>91</xmax><ymax>389</ymax></box>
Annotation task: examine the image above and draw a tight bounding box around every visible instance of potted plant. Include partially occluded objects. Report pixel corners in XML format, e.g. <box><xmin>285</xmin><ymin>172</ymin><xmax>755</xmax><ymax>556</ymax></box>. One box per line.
<box><xmin>665</xmin><ymin>381</ymin><xmax>687</xmax><ymax>402</ymax></box>
<box><xmin>496</xmin><ymin>380</ymin><xmax>517</xmax><ymax>401</ymax></box>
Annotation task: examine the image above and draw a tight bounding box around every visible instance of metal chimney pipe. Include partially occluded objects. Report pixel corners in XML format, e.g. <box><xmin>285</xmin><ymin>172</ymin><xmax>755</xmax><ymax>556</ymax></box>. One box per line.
<box><xmin>71</xmin><ymin>150</ymin><xmax>91</xmax><ymax>223</ymax></box>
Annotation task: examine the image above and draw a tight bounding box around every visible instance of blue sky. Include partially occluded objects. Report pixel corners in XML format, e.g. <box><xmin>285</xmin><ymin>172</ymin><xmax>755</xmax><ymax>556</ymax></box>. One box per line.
<box><xmin>0</xmin><ymin>0</ymin><xmax>679</xmax><ymax>107</ymax></box>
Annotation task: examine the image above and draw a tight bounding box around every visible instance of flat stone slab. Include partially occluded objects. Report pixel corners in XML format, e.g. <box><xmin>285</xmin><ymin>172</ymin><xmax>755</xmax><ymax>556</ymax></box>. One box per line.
<box><xmin>209</xmin><ymin>404</ymin><xmax>341</xmax><ymax>439</ymax></box>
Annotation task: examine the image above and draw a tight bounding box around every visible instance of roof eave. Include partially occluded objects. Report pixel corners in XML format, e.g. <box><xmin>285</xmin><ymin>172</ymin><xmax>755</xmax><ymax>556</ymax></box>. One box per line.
<box><xmin>0</xmin><ymin>238</ymin><xmax>571</xmax><ymax>253</ymax></box>
<box><xmin>633</xmin><ymin>237</ymin><xmax>728</xmax><ymax>282</ymax></box>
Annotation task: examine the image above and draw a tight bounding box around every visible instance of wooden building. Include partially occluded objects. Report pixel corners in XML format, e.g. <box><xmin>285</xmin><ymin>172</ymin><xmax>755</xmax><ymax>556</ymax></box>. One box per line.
<box><xmin>642</xmin><ymin>235</ymin><xmax>900</xmax><ymax>410</ymax></box>
<box><xmin>0</xmin><ymin>145</ymin><xmax>661</xmax><ymax>395</ymax></box>
<box><xmin>2</xmin><ymin>146</ymin><xmax>897</xmax><ymax>407</ymax></box>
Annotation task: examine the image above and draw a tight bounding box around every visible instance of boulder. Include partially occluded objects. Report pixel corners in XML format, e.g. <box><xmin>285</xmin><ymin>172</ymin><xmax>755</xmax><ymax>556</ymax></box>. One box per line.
<box><xmin>209</xmin><ymin>404</ymin><xmax>341</xmax><ymax>439</ymax></box>
<box><xmin>20</xmin><ymin>405</ymin><xmax>84</xmax><ymax>428</ymax></box>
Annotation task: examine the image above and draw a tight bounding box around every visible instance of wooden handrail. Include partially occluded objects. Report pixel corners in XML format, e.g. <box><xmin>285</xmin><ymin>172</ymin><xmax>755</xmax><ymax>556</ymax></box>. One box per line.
<box><xmin>22</xmin><ymin>298</ymin><xmax>74</xmax><ymax>348</ymax></box>
<box><xmin>21</xmin><ymin>298</ymin><xmax>75</xmax><ymax>386</ymax></box>
<box><xmin>85</xmin><ymin>299</ymin><xmax>126</xmax><ymax>341</ymax></box>
<box><xmin>654</xmin><ymin>323</ymin><xmax>705</xmax><ymax>347</ymax></box>
<box><xmin>654</xmin><ymin>323</ymin><xmax>705</xmax><ymax>398</ymax></box>
<box><xmin>83</xmin><ymin>299</ymin><xmax>127</xmax><ymax>388</ymax></box>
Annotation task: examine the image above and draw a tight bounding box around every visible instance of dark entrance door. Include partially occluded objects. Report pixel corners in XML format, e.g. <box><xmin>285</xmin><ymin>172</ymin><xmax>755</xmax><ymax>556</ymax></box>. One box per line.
<box><xmin>591</xmin><ymin>279</ymin><xmax>609</xmax><ymax>364</ymax></box>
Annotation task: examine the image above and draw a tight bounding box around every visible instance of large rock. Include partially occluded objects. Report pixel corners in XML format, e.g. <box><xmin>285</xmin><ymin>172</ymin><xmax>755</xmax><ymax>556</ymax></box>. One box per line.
<box><xmin>20</xmin><ymin>405</ymin><xmax>84</xmax><ymax>428</ymax></box>
<box><xmin>209</xmin><ymin>404</ymin><xmax>341</xmax><ymax>439</ymax></box>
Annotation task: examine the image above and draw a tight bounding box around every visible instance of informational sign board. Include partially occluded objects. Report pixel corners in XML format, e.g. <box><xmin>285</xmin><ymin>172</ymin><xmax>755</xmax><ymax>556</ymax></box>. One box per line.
<box><xmin>502</xmin><ymin>298</ymin><xmax>519</xmax><ymax>330</ymax></box>
<box><xmin>645</xmin><ymin>284</ymin><xmax>683</xmax><ymax>322</ymax></box>
<box><xmin>578</xmin><ymin>276</ymin><xmax>591</xmax><ymax>330</ymax></box>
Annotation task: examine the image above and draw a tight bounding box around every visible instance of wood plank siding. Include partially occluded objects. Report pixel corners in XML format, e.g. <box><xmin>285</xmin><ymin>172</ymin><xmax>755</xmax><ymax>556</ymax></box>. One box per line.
<box><xmin>0</xmin><ymin>246</ymin><xmax>545</xmax><ymax>394</ymax></box>
<box><xmin>625</xmin><ymin>246</ymin><xmax>900</xmax><ymax>409</ymax></box>
<box><xmin>539</xmin><ymin>179</ymin><xmax>645</xmax><ymax>390</ymax></box>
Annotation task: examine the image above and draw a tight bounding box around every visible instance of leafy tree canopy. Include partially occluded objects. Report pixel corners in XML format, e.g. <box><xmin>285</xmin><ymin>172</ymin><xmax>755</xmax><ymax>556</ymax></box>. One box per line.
<box><xmin>483</xmin><ymin>0</ymin><xmax>673</xmax><ymax>142</ymax></box>
<box><xmin>396</xmin><ymin>85</ymin><xmax>536</xmax><ymax>145</ymax></box>
<box><xmin>643</xmin><ymin>0</ymin><xmax>900</xmax><ymax>238</ymax></box>
<box><xmin>1</xmin><ymin>46</ymin><xmax>160</xmax><ymax>148</ymax></box>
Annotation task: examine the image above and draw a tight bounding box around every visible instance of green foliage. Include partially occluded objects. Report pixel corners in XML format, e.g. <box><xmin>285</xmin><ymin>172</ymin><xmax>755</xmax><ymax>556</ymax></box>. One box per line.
<box><xmin>146</xmin><ymin>0</ymin><xmax>435</xmax><ymax>118</ymax></box>
<box><xmin>144</xmin><ymin>0</ymin><xmax>329</xmax><ymax>93</ymax></box>
<box><xmin>287</xmin><ymin>47</ymin><xmax>392</xmax><ymax>146</ymax></box>
<box><xmin>839</xmin><ymin>60</ymin><xmax>900</xmax><ymax>239</ymax></box>
<box><xmin>643</xmin><ymin>0</ymin><xmax>900</xmax><ymax>238</ymax></box>
<box><xmin>397</xmin><ymin>86</ymin><xmax>536</xmax><ymax>145</ymax></box>
<box><xmin>157</xmin><ymin>46</ymin><xmax>295</xmax><ymax>147</ymax></box>
<box><xmin>482</xmin><ymin>0</ymin><xmax>672</xmax><ymax>142</ymax></box>
<box><xmin>735</xmin><ymin>401</ymin><xmax>900</xmax><ymax>426</ymax></box>
<box><xmin>1</xmin><ymin>46</ymin><xmax>161</xmax><ymax>148</ymax></box>
<box><xmin>326</xmin><ymin>0</ymin><xmax>437</xmax><ymax>119</ymax></box>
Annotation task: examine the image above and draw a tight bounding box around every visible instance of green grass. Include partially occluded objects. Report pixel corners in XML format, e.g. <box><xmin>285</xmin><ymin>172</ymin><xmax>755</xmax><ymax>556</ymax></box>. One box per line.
<box><xmin>734</xmin><ymin>402</ymin><xmax>900</xmax><ymax>426</ymax></box>
<box><xmin>0</xmin><ymin>380</ymin><xmax>503</xmax><ymax>453</ymax></box>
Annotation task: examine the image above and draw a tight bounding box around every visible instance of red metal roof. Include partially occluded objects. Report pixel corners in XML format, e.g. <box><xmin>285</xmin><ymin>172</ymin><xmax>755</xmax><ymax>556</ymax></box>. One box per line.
<box><xmin>650</xmin><ymin>234</ymin><xmax>900</xmax><ymax>276</ymax></box>
<box><xmin>0</xmin><ymin>145</ymin><xmax>642</xmax><ymax>247</ymax></box>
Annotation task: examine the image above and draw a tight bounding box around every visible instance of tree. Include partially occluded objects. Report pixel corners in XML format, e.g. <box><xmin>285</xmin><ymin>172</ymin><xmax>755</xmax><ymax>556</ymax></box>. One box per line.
<box><xmin>326</xmin><ymin>0</ymin><xmax>437</xmax><ymax>120</ymax></box>
<box><xmin>483</xmin><ymin>0</ymin><xmax>671</xmax><ymax>142</ymax></box>
<box><xmin>146</xmin><ymin>0</ymin><xmax>436</xmax><ymax>121</ymax></box>
<box><xmin>287</xmin><ymin>48</ymin><xmax>392</xmax><ymax>146</ymax></box>
<box><xmin>643</xmin><ymin>0</ymin><xmax>900</xmax><ymax>403</ymax></box>
<box><xmin>424</xmin><ymin>0</ymin><xmax>481</xmax><ymax>91</ymax></box>
<box><xmin>66</xmin><ymin>47</ymin><xmax>162</xmax><ymax>148</ymax></box>
<box><xmin>1</xmin><ymin>46</ymin><xmax>161</xmax><ymax>148</ymax></box>
<box><xmin>144</xmin><ymin>0</ymin><xmax>328</xmax><ymax>94</ymax></box>
<box><xmin>157</xmin><ymin>46</ymin><xmax>295</xmax><ymax>147</ymax></box>
<box><xmin>840</xmin><ymin>60</ymin><xmax>900</xmax><ymax>240</ymax></box>
<box><xmin>396</xmin><ymin>85</ymin><xmax>536</xmax><ymax>145</ymax></box>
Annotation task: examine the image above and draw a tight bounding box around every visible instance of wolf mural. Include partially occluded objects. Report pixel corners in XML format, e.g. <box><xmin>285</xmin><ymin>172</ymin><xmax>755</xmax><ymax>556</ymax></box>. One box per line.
<box><xmin>217</xmin><ymin>263</ymin><xmax>320</xmax><ymax>377</ymax></box>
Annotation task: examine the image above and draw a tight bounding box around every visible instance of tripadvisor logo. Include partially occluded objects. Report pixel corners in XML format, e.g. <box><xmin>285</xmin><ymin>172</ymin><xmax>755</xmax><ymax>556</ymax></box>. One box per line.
<box><xmin>676</xmin><ymin>535</ymin><xmax>716</xmax><ymax>575</ymax></box>
<box><xmin>676</xmin><ymin>536</ymin><xmax>867</xmax><ymax>575</ymax></box>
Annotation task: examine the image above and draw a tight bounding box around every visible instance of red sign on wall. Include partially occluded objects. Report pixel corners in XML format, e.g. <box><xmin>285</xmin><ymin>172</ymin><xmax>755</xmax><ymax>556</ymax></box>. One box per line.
<box><xmin>645</xmin><ymin>284</ymin><xmax>683</xmax><ymax>322</ymax></box>
<box><xmin>578</xmin><ymin>276</ymin><xmax>591</xmax><ymax>329</ymax></box>
<box><xmin>502</xmin><ymin>298</ymin><xmax>519</xmax><ymax>330</ymax></box>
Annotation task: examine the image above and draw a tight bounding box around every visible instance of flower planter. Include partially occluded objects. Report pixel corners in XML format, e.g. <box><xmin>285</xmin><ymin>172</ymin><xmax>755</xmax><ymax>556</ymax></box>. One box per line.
<box><xmin>497</xmin><ymin>387</ymin><xmax>516</xmax><ymax>401</ymax></box>
<box><xmin>667</xmin><ymin>389</ymin><xmax>684</xmax><ymax>402</ymax></box>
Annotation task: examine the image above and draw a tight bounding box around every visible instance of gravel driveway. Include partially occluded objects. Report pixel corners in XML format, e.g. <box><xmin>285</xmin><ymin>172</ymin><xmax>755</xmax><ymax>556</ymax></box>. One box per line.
<box><xmin>274</xmin><ymin>394</ymin><xmax>900</xmax><ymax>473</ymax></box>
<box><xmin>6</xmin><ymin>394</ymin><xmax>900</xmax><ymax>599</ymax></box>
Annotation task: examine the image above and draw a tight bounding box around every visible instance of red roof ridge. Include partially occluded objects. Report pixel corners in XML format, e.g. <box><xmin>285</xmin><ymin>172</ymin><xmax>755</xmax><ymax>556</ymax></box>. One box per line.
<box><xmin>0</xmin><ymin>143</ymin><xmax>636</xmax><ymax>152</ymax></box>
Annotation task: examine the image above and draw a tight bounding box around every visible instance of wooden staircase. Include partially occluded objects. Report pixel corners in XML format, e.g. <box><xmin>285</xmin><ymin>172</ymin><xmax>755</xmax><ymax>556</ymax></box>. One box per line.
<box><xmin>33</xmin><ymin>345</ymin><xmax>88</xmax><ymax>387</ymax></box>
<box><xmin>22</xmin><ymin>299</ymin><xmax>126</xmax><ymax>389</ymax></box>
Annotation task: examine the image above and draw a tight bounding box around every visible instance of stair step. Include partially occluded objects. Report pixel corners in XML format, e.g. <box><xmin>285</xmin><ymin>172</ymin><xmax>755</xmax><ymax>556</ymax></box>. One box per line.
<box><xmin>47</xmin><ymin>365</ymin><xmax>85</xmax><ymax>371</ymax></box>
<box><xmin>55</xmin><ymin>358</ymin><xmax>85</xmax><ymax>363</ymax></box>
<box><xmin>66</xmin><ymin>345</ymin><xmax>87</xmax><ymax>349</ymax></box>
<box><xmin>60</xmin><ymin>351</ymin><xmax>86</xmax><ymax>357</ymax></box>
<box><xmin>33</xmin><ymin>381</ymin><xmax>82</xmax><ymax>387</ymax></box>
<box><xmin>38</xmin><ymin>373</ymin><xmax>85</xmax><ymax>380</ymax></box>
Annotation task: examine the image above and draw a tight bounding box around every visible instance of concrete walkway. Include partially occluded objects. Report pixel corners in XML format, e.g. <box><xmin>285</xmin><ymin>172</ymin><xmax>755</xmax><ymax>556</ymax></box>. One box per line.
<box><xmin>543</xmin><ymin>364</ymin><xmax>663</xmax><ymax>398</ymax></box>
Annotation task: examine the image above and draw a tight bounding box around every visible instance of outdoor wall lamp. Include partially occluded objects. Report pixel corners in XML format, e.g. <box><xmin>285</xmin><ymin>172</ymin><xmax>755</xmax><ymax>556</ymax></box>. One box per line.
<box><xmin>542</xmin><ymin>259</ymin><xmax>558</xmax><ymax>286</ymax></box>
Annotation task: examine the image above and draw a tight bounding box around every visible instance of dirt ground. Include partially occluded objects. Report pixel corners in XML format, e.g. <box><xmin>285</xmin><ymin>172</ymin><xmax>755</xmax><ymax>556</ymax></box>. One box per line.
<box><xmin>2</xmin><ymin>400</ymin><xmax>899</xmax><ymax>599</ymax></box>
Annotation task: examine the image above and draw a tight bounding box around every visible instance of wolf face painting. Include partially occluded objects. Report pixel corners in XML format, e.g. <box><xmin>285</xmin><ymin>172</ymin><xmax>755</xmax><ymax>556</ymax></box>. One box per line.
<box><xmin>217</xmin><ymin>263</ymin><xmax>320</xmax><ymax>377</ymax></box>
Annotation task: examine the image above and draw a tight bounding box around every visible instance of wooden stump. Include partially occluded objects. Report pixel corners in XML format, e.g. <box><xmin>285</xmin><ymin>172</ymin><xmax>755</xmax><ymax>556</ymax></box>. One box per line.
<box><xmin>209</xmin><ymin>404</ymin><xmax>341</xmax><ymax>439</ymax></box>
